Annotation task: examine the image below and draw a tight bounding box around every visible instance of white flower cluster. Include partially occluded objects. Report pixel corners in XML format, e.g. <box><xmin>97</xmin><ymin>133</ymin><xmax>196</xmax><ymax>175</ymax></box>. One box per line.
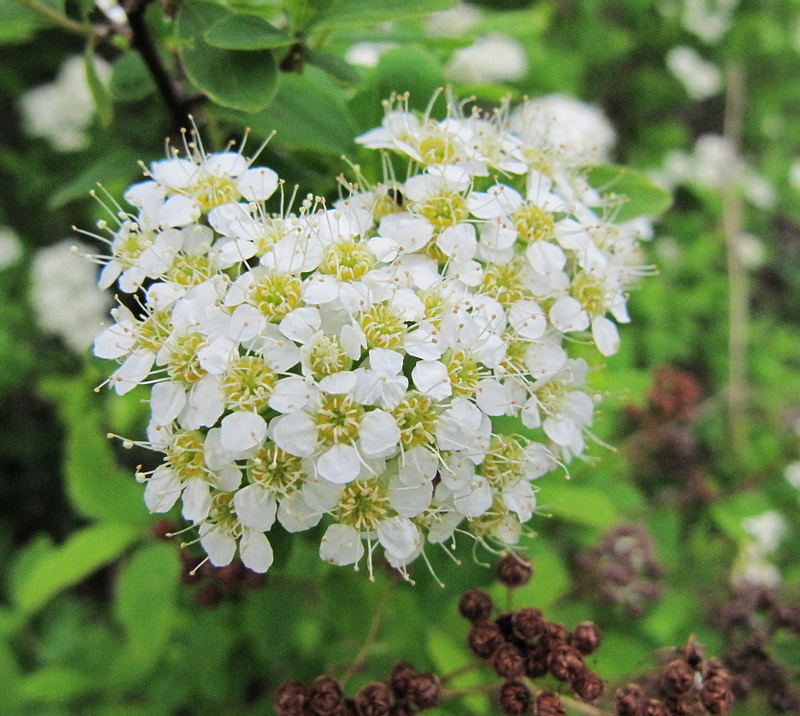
<box><xmin>91</xmin><ymin>95</ymin><xmax>650</xmax><ymax>577</ymax></box>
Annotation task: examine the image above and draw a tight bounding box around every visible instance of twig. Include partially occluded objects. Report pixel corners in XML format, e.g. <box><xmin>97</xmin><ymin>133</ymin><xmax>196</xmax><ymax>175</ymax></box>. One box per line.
<box><xmin>123</xmin><ymin>0</ymin><xmax>193</xmax><ymax>132</ymax></box>
<box><xmin>339</xmin><ymin>581</ymin><xmax>396</xmax><ymax>688</ymax></box>
<box><xmin>722</xmin><ymin>62</ymin><xmax>748</xmax><ymax>461</ymax></box>
<box><xmin>18</xmin><ymin>0</ymin><xmax>93</xmax><ymax>35</ymax></box>
<box><xmin>439</xmin><ymin>660</ymin><xmax>483</xmax><ymax>684</ymax></box>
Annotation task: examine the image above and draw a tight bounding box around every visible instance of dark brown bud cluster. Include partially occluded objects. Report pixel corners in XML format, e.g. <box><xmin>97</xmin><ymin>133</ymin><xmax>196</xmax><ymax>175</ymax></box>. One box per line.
<box><xmin>623</xmin><ymin>367</ymin><xmax>714</xmax><ymax>508</ymax></box>
<box><xmin>715</xmin><ymin>587</ymin><xmax>800</xmax><ymax>712</ymax></box>
<box><xmin>613</xmin><ymin>637</ymin><xmax>734</xmax><ymax>715</ymax></box>
<box><xmin>179</xmin><ymin>550</ymin><xmax>267</xmax><ymax>608</ymax></box>
<box><xmin>496</xmin><ymin>553</ymin><xmax>534</xmax><ymax>588</ymax></box>
<box><xmin>275</xmin><ymin>661</ymin><xmax>441</xmax><ymax>716</ymax></box>
<box><xmin>576</xmin><ymin>523</ymin><xmax>663</xmax><ymax>618</ymax></box>
<box><xmin>459</xmin><ymin>589</ymin><xmax>604</xmax><ymax>713</ymax></box>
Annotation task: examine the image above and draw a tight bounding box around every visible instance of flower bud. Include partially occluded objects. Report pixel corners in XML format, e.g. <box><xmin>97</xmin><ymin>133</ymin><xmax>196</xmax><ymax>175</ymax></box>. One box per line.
<box><xmin>496</xmin><ymin>553</ymin><xmax>533</xmax><ymax>588</ymax></box>
<box><xmin>459</xmin><ymin>589</ymin><xmax>493</xmax><ymax>622</ymax></box>
<box><xmin>548</xmin><ymin>644</ymin><xmax>584</xmax><ymax>683</ymax></box>
<box><xmin>354</xmin><ymin>682</ymin><xmax>391</xmax><ymax>716</ymax></box>
<box><xmin>569</xmin><ymin>621</ymin><xmax>602</xmax><ymax>655</ymax></box>
<box><xmin>389</xmin><ymin>660</ymin><xmax>416</xmax><ymax>699</ymax></box>
<box><xmin>275</xmin><ymin>680</ymin><xmax>309</xmax><ymax>716</ymax></box>
<box><xmin>491</xmin><ymin>642</ymin><xmax>526</xmax><ymax>679</ymax></box>
<box><xmin>512</xmin><ymin>607</ymin><xmax>546</xmax><ymax>641</ymax></box>
<box><xmin>409</xmin><ymin>672</ymin><xmax>441</xmax><ymax>710</ymax></box>
<box><xmin>613</xmin><ymin>683</ymin><xmax>645</xmax><ymax>716</ymax></box>
<box><xmin>498</xmin><ymin>680</ymin><xmax>530</xmax><ymax>715</ymax></box>
<box><xmin>310</xmin><ymin>675</ymin><xmax>346</xmax><ymax>716</ymax></box>
<box><xmin>660</xmin><ymin>659</ymin><xmax>694</xmax><ymax>696</ymax></box>
<box><xmin>571</xmin><ymin>669</ymin><xmax>604</xmax><ymax>702</ymax></box>
<box><xmin>534</xmin><ymin>691</ymin><xmax>565</xmax><ymax>716</ymax></box>
<box><xmin>467</xmin><ymin>620</ymin><xmax>505</xmax><ymax>658</ymax></box>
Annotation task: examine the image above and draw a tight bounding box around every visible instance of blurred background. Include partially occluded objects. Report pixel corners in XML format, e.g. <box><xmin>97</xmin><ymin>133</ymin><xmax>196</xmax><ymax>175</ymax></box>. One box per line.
<box><xmin>1</xmin><ymin>0</ymin><xmax>800</xmax><ymax>713</ymax></box>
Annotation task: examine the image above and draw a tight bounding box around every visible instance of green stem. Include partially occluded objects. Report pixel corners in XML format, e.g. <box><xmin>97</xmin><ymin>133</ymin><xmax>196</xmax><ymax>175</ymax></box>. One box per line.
<box><xmin>339</xmin><ymin>581</ymin><xmax>396</xmax><ymax>688</ymax></box>
<box><xmin>722</xmin><ymin>62</ymin><xmax>748</xmax><ymax>461</ymax></box>
<box><xmin>440</xmin><ymin>660</ymin><xmax>483</xmax><ymax>684</ymax></box>
<box><xmin>18</xmin><ymin>0</ymin><xmax>93</xmax><ymax>35</ymax></box>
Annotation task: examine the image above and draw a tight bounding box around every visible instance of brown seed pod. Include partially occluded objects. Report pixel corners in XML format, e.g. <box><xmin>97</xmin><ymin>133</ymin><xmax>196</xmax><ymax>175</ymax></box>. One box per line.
<box><xmin>408</xmin><ymin>672</ymin><xmax>441</xmax><ymax>710</ymax></box>
<box><xmin>490</xmin><ymin>642</ymin><xmax>526</xmax><ymax>679</ymax></box>
<box><xmin>459</xmin><ymin>589</ymin><xmax>494</xmax><ymax>622</ymax></box>
<box><xmin>496</xmin><ymin>553</ymin><xmax>534</xmax><ymax>588</ymax></box>
<box><xmin>498</xmin><ymin>680</ymin><xmax>530</xmax><ymax>715</ymax></box>
<box><xmin>512</xmin><ymin>607</ymin><xmax>546</xmax><ymax>642</ymax></box>
<box><xmin>467</xmin><ymin>619</ymin><xmax>506</xmax><ymax>658</ymax></box>
<box><xmin>569</xmin><ymin>621</ymin><xmax>602</xmax><ymax>655</ymax></box>
<box><xmin>353</xmin><ymin>682</ymin><xmax>392</xmax><ymax>716</ymax></box>
<box><xmin>275</xmin><ymin>680</ymin><xmax>309</xmax><ymax>716</ymax></box>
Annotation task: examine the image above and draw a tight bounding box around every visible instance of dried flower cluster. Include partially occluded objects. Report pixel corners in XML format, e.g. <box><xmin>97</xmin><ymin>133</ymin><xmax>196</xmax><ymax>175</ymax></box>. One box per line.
<box><xmin>90</xmin><ymin>92</ymin><xmax>651</xmax><ymax>575</ymax></box>
<box><xmin>275</xmin><ymin>663</ymin><xmax>441</xmax><ymax>716</ymax></box>
<box><xmin>716</xmin><ymin>588</ymin><xmax>800</xmax><ymax>712</ymax></box>
<box><xmin>613</xmin><ymin>638</ymin><xmax>734</xmax><ymax>715</ymax></box>
<box><xmin>459</xmin><ymin>586</ymin><xmax>605</xmax><ymax>713</ymax></box>
<box><xmin>576</xmin><ymin>522</ymin><xmax>663</xmax><ymax>617</ymax></box>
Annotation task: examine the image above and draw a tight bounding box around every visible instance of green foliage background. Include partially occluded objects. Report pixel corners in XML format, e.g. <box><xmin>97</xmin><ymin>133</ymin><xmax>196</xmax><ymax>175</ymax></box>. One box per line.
<box><xmin>0</xmin><ymin>0</ymin><xmax>799</xmax><ymax>713</ymax></box>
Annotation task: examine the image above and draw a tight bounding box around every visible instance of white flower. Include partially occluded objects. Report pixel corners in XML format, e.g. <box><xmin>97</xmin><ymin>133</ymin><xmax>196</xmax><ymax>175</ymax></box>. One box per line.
<box><xmin>19</xmin><ymin>55</ymin><xmax>111</xmax><ymax>152</ymax></box>
<box><xmin>446</xmin><ymin>35</ymin><xmax>528</xmax><ymax>84</ymax></box>
<box><xmin>33</xmin><ymin>240</ymin><xmax>111</xmax><ymax>353</ymax></box>
<box><xmin>666</xmin><ymin>46</ymin><xmax>722</xmax><ymax>101</ymax></box>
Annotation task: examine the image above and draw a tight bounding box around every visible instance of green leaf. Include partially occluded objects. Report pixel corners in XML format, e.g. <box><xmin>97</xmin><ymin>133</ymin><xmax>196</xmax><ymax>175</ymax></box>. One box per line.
<box><xmin>710</xmin><ymin>491</ymin><xmax>777</xmax><ymax>543</ymax></box>
<box><xmin>537</xmin><ymin>480</ymin><xmax>620</xmax><ymax>529</ymax></box>
<box><xmin>586</xmin><ymin>164</ymin><xmax>672</xmax><ymax>222</ymax></box>
<box><xmin>41</xmin><ymin>378</ymin><xmax>150</xmax><ymax>527</ymax></box>
<box><xmin>314</xmin><ymin>0</ymin><xmax>455</xmax><ymax>28</ymax></box>
<box><xmin>177</xmin><ymin>3</ymin><xmax>279</xmax><ymax>113</ymax></box>
<box><xmin>0</xmin><ymin>2</ymin><xmax>48</xmax><ymax>44</ymax></box>
<box><xmin>111</xmin><ymin>543</ymin><xmax>180</xmax><ymax>682</ymax></box>
<box><xmin>84</xmin><ymin>44</ymin><xmax>113</xmax><ymax>128</ymax></box>
<box><xmin>427</xmin><ymin>626</ymin><xmax>490</xmax><ymax>713</ymax></box>
<box><xmin>17</xmin><ymin>667</ymin><xmax>94</xmax><ymax>704</ymax></box>
<box><xmin>204</xmin><ymin>14</ymin><xmax>294</xmax><ymax>50</ymax></box>
<box><xmin>15</xmin><ymin>523</ymin><xmax>140</xmax><ymax>616</ymax></box>
<box><xmin>111</xmin><ymin>51</ymin><xmax>157</xmax><ymax>101</ymax></box>
<box><xmin>304</xmin><ymin>47</ymin><xmax>361</xmax><ymax>84</ymax></box>
<box><xmin>218</xmin><ymin>67</ymin><xmax>358</xmax><ymax>155</ymax></box>
<box><xmin>48</xmin><ymin>151</ymin><xmax>138</xmax><ymax>210</ymax></box>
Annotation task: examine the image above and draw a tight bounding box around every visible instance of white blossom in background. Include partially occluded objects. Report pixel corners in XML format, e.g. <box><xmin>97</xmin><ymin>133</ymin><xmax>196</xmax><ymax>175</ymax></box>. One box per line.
<box><xmin>658</xmin><ymin>134</ymin><xmax>775</xmax><ymax>209</ymax></box>
<box><xmin>95</xmin><ymin>0</ymin><xmax>127</xmax><ymax>23</ymax></box>
<box><xmin>425</xmin><ymin>2</ymin><xmax>481</xmax><ymax>37</ymax></box>
<box><xmin>0</xmin><ymin>227</ymin><xmax>22</xmax><ymax>270</ymax></box>
<box><xmin>510</xmin><ymin>95</ymin><xmax>616</xmax><ymax>172</ymax></box>
<box><xmin>732</xmin><ymin>511</ymin><xmax>786</xmax><ymax>590</ymax></box>
<box><xmin>785</xmin><ymin>461</ymin><xmax>800</xmax><ymax>490</ymax></box>
<box><xmin>32</xmin><ymin>240</ymin><xmax>111</xmax><ymax>352</ymax></box>
<box><xmin>345</xmin><ymin>42</ymin><xmax>397</xmax><ymax>68</ymax></box>
<box><xmin>19</xmin><ymin>55</ymin><xmax>111</xmax><ymax>152</ymax></box>
<box><xmin>681</xmin><ymin>0</ymin><xmax>739</xmax><ymax>44</ymax></box>
<box><xmin>665</xmin><ymin>46</ymin><xmax>722</xmax><ymax>100</ymax></box>
<box><xmin>88</xmin><ymin>94</ymin><xmax>653</xmax><ymax>578</ymax></box>
<box><xmin>446</xmin><ymin>35</ymin><xmax>528</xmax><ymax>84</ymax></box>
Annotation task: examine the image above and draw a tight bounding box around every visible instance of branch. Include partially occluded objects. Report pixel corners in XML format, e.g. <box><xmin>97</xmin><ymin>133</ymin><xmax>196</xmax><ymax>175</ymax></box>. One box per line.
<box><xmin>122</xmin><ymin>0</ymin><xmax>193</xmax><ymax>132</ymax></box>
<box><xmin>722</xmin><ymin>62</ymin><xmax>748</xmax><ymax>460</ymax></box>
<box><xmin>18</xmin><ymin>0</ymin><xmax>93</xmax><ymax>36</ymax></box>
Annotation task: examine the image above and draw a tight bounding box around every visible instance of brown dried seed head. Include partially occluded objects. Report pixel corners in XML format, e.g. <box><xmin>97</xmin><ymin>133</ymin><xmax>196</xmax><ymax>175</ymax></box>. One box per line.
<box><xmin>524</xmin><ymin>642</ymin><xmax>549</xmax><ymax>679</ymax></box>
<box><xmin>614</xmin><ymin>683</ymin><xmax>645</xmax><ymax>716</ymax></box>
<box><xmin>512</xmin><ymin>607</ymin><xmax>546</xmax><ymax>641</ymax></box>
<box><xmin>572</xmin><ymin>670</ymin><xmax>605</xmax><ymax>703</ymax></box>
<box><xmin>467</xmin><ymin>619</ymin><xmax>506</xmax><ymax>658</ymax></box>
<box><xmin>700</xmin><ymin>675</ymin><xmax>735</xmax><ymax>715</ymax></box>
<box><xmin>275</xmin><ymin>680</ymin><xmax>309</xmax><ymax>716</ymax></box>
<box><xmin>353</xmin><ymin>682</ymin><xmax>392</xmax><ymax>716</ymax></box>
<box><xmin>661</xmin><ymin>659</ymin><xmax>695</xmax><ymax>696</ymax></box>
<box><xmin>498</xmin><ymin>680</ymin><xmax>530</xmax><ymax>715</ymax></box>
<box><xmin>490</xmin><ymin>642</ymin><xmax>526</xmax><ymax>679</ymax></box>
<box><xmin>542</xmin><ymin>622</ymin><xmax>569</xmax><ymax>649</ymax></box>
<box><xmin>569</xmin><ymin>621</ymin><xmax>602</xmax><ymax>655</ymax></box>
<box><xmin>643</xmin><ymin>699</ymin><xmax>669</xmax><ymax>716</ymax></box>
<box><xmin>409</xmin><ymin>672</ymin><xmax>441</xmax><ymax>710</ymax></box>
<box><xmin>310</xmin><ymin>675</ymin><xmax>346</xmax><ymax>716</ymax></box>
<box><xmin>534</xmin><ymin>691</ymin><xmax>566</xmax><ymax>716</ymax></box>
<box><xmin>547</xmin><ymin>644</ymin><xmax>584</xmax><ymax>683</ymax></box>
<box><xmin>496</xmin><ymin>553</ymin><xmax>534</xmax><ymax>588</ymax></box>
<box><xmin>388</xmin><ymin>660</ymin><xmax>416</xmax><ymax>699</ymax></box>
<box><xmin>459</xmin><ymin>589</ymin><xmax>494</xmax><ymax>622</ymax></box>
